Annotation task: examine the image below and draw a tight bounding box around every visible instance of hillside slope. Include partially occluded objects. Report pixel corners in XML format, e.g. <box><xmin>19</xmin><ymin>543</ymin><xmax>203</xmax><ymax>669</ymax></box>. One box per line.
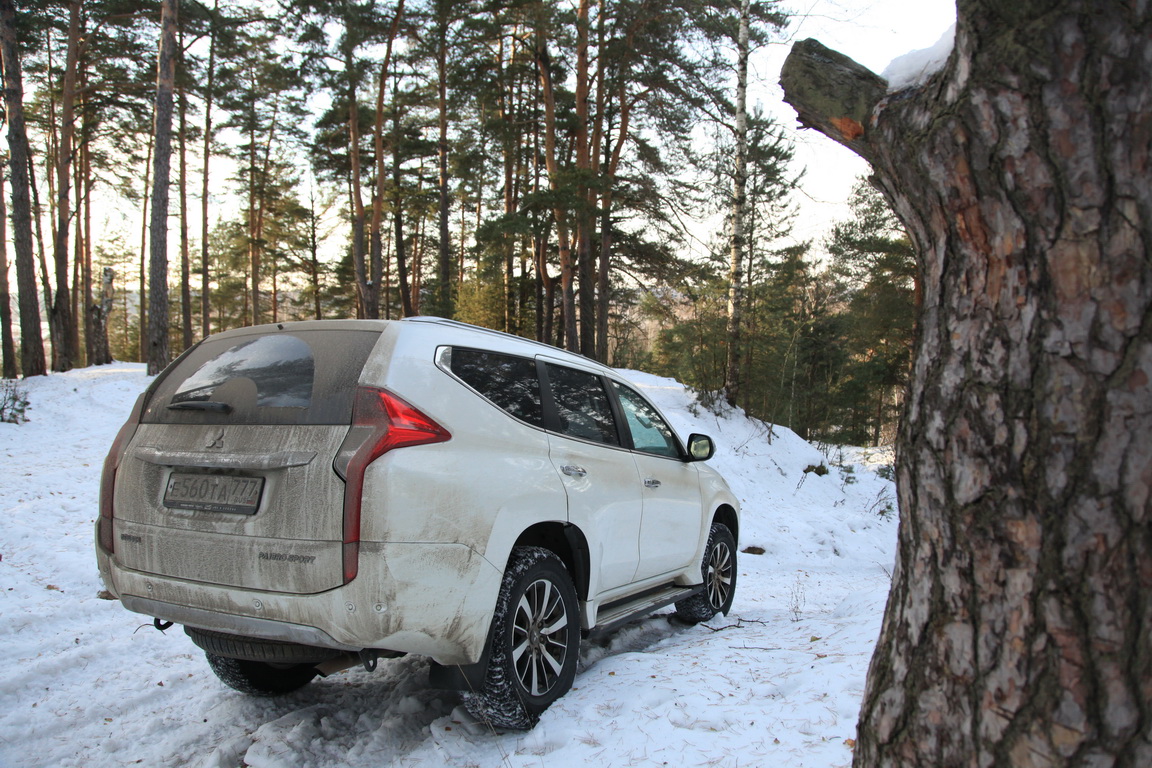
<box><xmin>0</xmin><ymin>364</ymin><xmax>897</xmax><ymax>768</ymax></box>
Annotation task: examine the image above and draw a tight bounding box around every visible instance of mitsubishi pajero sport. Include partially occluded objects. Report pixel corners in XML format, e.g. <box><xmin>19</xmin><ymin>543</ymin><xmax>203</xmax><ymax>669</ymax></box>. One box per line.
<box><xmin>96</xmin><ymin>317</ymin><xmax>739</xmax><ymax>728</ymax></box>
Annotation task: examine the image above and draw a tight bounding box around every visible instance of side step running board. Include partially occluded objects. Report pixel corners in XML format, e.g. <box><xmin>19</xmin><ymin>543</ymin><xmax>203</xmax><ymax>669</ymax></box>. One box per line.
<box><xmin>588</xmin><ymin>583</ymin><xmax>703</xmax><ymax>639</ymax></box>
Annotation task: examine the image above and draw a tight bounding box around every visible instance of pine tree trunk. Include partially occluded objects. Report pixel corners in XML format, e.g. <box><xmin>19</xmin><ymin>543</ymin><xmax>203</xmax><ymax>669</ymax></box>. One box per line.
<box><xmin>781</xmin><ymin>2</ymin><xmax>1152</xmax><ymax>765</ymax></box>
<box><xmin>591</xmin><ymin>7</ymin><xmax>609</xmax><ymax>363</ymax></box>
<box><xmin>535</xmin><ymin>37</ymin><xmax>577</xmax><ymax>352</ymax></box>
<box><xmin>370</xmin><ymin>44</ymin><xmax>387</xmax><ymax>322</ymax></box>
<box><xmin>177</xmin><ymin>25</ymin><xmax>191</xmax><ymax>351</ymax></box>
<box><xmin>82</xmin><ymin>103</ymin><xmax>101</xmax><ymax>365</ymax></box>
<box><xmin>72</xmin><ymin>129</ymin><xmax>83</xmax><ymax>365</ymax></box>
<box><xmin>723</xmin><ymin>0</ymin><xmax>749</xmax><ymax>408</ymax></box>
<box><xmin>244</xmin><ymin>94</ymin><xmax>258</xmax><ymax>326</ymax></box>
<box><xmin>392</xmin><ymin>85</ymin><xmax>414</xmax><ymax>318</ymax></box>
<box><xmin>370</xmin><ymin>0</ymin><xmax>403</xmax><ymax>322</ymax></box>
<box><xmin>91</xmin><ymin>266</ymin><xmax>113</xmax><ymax>365</ymax></box>
<box><xmin>0</xmin><ymin>169</ymin><xmax>16</xmax><ymax>378</ymax></box>
<box><xmin>147</xmin><ymin>0</ymin><xmax>178</xmax><ymax>375</ymax></box>
<box><xmin>251</xmin><ymin>98</ymin><xmax>278</xmax><ymax>327</ymax></box>
<box><xmin>0</xmin><ymin>0</ymin><xmax>45</xmax><ymax>377</ymax></box>
<box><xmin>49</xmin><ymin>0</ymin><xmax>81</xmax><ymax>373</ymax></box>
<box><xmin>29</xmin><ymin>157</ymin><xmax>52</xmax><ymax>332</ymax></box>
<box><xmin>574</xmin><ymin>0</ymin><xmax>595</xmax><ymax>357</ymax></box>
<box><xmin>307</xmin><ymin>187</ymin><xmax>323</xmax><ymax>320</ymax></box>
<box><xmin>199</xmin><ymin>0</ymin><xmax>217</xmax><ymax>339</ymax></box>
<box><xmin>434</xmin><ymin>0</ymin><xmax>452</xmax><ymax>319</ymax></box>
<box><xmin>138</xmin><ymin>125</ymin><xmax>152</xmax><ymax>362</ymax></box>
<box><xmin>597</xmin><ymin>77</ymin><xmax>632</xmax><ymax>364</ymax></box>
<box><xmin>494</xmin><ymin>31</ymin><xmax>517</xmax><ymax>335</ymax></box>
<box><xmin>345</xmin><ymin>1</ymin><xmax>370</xmax><ymax>319</ymax></box>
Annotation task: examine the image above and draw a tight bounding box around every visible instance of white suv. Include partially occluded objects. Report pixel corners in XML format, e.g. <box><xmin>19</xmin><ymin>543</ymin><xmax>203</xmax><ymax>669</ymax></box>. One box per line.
<box><xmin>96</xmin><ymin>317</ymin><xmax>739</xmax><ymax>728</ymax></box>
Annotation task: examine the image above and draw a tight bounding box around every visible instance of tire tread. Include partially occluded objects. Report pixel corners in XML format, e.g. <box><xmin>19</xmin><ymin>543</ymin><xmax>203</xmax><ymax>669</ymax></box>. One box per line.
<box><xmin>674</xmin><ymin>522</ymin><xmax>737</xmax><ymax>623</ymax></box>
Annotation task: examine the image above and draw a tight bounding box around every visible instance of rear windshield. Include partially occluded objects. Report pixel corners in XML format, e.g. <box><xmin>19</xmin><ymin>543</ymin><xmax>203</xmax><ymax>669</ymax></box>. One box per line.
<box><xmin>143</xmin><ymin>329</ymin><xmax>381</xmax><ymax>425</ymax></box>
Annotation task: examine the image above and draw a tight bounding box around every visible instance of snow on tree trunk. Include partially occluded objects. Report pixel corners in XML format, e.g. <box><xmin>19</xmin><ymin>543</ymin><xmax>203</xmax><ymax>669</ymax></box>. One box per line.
<box><xmin>781</xmin><ymin>2</ymin><xmax>1151</xmax><ymax>765</ymax></box>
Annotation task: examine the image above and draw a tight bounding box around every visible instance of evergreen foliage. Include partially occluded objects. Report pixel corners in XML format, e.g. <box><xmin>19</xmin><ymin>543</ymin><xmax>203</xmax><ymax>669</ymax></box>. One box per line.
<box><xmin>644</xmin><ymin>179</ymin><xmax>914</xmax><ymax>445</ymax></box>
<box><xmin>0</xmin><ymin>1</ymin><xmax>915</xmax><ymax>443</ymax></box>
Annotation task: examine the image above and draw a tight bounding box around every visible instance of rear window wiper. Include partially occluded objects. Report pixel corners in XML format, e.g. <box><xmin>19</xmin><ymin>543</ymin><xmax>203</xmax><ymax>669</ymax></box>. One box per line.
<box><xmin>168</xmin><ymin>401</ymin><xmax>233</xmax><ymax>414</ymax></box>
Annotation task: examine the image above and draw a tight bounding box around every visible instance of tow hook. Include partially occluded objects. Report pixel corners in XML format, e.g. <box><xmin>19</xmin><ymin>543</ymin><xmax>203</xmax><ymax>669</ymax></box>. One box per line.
<box><xmin>358</xmin><ymin>649</ymin><xmax>378</xmax><ymax>672</ymax></box>
<box><xmin>153</xmin><ymin>618</ymin><xmax>174</xmax><ymax>632</ymax></box>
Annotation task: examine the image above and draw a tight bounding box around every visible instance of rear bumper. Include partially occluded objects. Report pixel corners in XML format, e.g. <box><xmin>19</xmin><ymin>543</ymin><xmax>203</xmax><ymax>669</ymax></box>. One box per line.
<box><xmin>120</xmin><ymin>595</ymin><xmax>361</xmax><ymax>650</ymax></box>
<box><xmin>95</xmin><ymin>528</ymin><xmax>502</xmax><ymax>665</ymax></box>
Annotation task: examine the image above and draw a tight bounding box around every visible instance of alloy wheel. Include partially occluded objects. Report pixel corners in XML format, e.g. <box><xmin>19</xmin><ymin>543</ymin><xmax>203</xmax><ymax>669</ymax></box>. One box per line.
<box><xmin>511</xmin><ymin>577</ymin><xmax>571</xmax><ymax>697</ymax></box>
<box><xmin>706</xmin><ymin>539</ymin><xmax>734</xmax><ymax>610</ymax></box>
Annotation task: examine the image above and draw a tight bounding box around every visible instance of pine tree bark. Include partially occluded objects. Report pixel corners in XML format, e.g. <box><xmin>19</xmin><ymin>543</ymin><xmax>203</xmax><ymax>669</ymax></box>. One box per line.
<box><xmin>138</xmin><ymin>118</ymin><xmax>152</xmax><ymax>362</ymax></box>
<box><xmin>592</xmin><ymin>7</ymin><xmax>609</xmax><ymax>363</ymax></box>
<box><xmin>391</xmin><ymin>83</ymin><xmax>414</xmax><ymax>318</ymax></box>
<box><xmin>723</xmin><ymin>0</ymin><xmax>750</xmax><ymax>408</ymax></box>
<box><xmin>597</xmin><ymin>66</ymin><xmax>633</xmax><ymax>364</ymax></box>
<box><xmin>781</xmin><ymin>2</ymin><xmax>1151</xmax><ymax>765</ymax></box>
<box><xmin>0</xmin><ymin>168</ymin><xmax>16</xmax><ymax>378</ymax></box>
<box><xmin>49</xmin><ymin>0</ymin><xmax>81</xmax><ymax>372</ymax></box>
<box><xmin>370</xmin><ymin>0</ymin><xmax>403</xmax><ymax>321</ymax></box>
<box><xmin>82</xmin><ymin>92</ymin><xmax>104</xmax><ymax>365</ymax></box>
<box><xmin>433</xmin><ymin>0</ymin><xmax>452</xmax><ymax>319</ymax></box>
<box><xmin>498</xmin><ymin>38</ymin><xmax>519</xmax><ymax>336</ymax></box>
<box><xmin>177</xmin><ymin>24</ymin><xmax>191</xmax><ymax>351</ymax></box>
<box><xmin>75</xmin><ymin>122</ymin><xmax>87</xmax><ymax>365</ymax></box>
<box><xmin>0</xmin><ymin>0</ymin><xmax>46</xmax><ymax>377</ymax></box>
<box><xmin>199</xmin><ymin>0</ymin><xmax>217</xmax><ymax>339</ymax></box>
<box><xmin>306</xmin><ymin>187</ymin><xmax>323</xmax><ymax>320</ymax></box>
<box><xmin>344</xmin><ymin>8</ymin><xmax>370</xmax><ymax>319</ymax></box>
<box><xmin>574</xmin><ymin>0</ymin><xmax>595</xmax><ymax>358</ymax></box>
<box><xmin>91</xmin><ymin>266</ymin><xmax>113</xmax><ymax>365</ymax></box>
<box><xmin>535</xmin><ymin>37</ymin><xmax>577</xmax><ymax>352</ymax></box>
<box><xmin>147</xmin><ymin>0</ymin><xmax>178</xmax><ymax>375</ymax></box>
<box><xmin>250</xmin><ymin>98</ymin><xmax>278</xmax><ymax>327</ymax></box>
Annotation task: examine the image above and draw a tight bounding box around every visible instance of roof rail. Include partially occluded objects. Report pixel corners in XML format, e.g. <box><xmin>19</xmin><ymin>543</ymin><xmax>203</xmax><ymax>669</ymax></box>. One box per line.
<box><xmin>400</xmin><ymin>316</ymin><xmax>599</xmax><ymax>363</ymax></box>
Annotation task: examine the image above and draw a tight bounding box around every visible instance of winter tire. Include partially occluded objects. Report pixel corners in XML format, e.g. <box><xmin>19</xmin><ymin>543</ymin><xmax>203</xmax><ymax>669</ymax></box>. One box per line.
<box><xmin>463</xmin><ymin>546</ymin><xmax>580</xmax><ymax>730</ymax></box>
<box><xmin>674</xmin><ymin>522</ymin><xmax>737</xmax><ymax>623</ymax></box>
<box><xmin>204</xmin><ymin>653</ymin><xmax>318</xmax><ymax>696</ymax></box>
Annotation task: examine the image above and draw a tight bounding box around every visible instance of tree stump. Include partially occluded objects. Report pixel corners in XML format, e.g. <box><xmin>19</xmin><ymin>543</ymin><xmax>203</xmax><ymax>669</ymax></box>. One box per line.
<box><xmin>781</xmin><ymin>2</ymin><xmax>1151</xmax><ymax>765</ymax></box>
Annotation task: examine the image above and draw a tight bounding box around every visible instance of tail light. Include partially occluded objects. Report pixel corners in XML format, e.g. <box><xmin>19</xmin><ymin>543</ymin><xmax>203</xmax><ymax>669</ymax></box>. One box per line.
<box><xmin>334</xmin><ymin>387</ymin><xmax>451</xmax><ymax>583</ymax></box>
<box><xmin>98</xmin><ymin>393</ymin><xmax>146</xmax><ymax>554</ymax></box>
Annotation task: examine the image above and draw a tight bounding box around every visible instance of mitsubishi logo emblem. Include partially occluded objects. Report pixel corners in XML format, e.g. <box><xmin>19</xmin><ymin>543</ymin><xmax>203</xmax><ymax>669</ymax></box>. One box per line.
<box><xmin>206</xmin><ymin>430</ymin><xmax>225</xmax><ymax>449</ymax></box>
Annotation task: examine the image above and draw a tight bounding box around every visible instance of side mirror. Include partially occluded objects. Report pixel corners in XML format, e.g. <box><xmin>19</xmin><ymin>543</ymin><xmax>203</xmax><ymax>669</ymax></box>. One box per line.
<box><xmin>686</xmin><ymin>434</ymin><xmax>714</xmax><ymax>462</ymax></box>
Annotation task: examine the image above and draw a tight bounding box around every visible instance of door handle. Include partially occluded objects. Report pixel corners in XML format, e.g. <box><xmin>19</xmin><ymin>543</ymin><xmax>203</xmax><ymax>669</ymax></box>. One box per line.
<box><xmin>644</xmin><ymin>478</ymin><xmax>661</xmax><ymax>488</ymax></box>
<box><xmin>561</xmin><ymin>465</ymin><xmax>587</xmax><ymax>478</ymax></box>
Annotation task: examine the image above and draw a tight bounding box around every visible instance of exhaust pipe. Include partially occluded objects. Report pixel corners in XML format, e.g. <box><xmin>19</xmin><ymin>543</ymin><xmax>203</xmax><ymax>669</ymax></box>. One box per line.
<box><xmin>314</xmin><ymin>649</ymin><xmax>403</xmax><ymax>677</ymax></box>
<box><xmin>314</xmin><ymin>652</ymin><xmax>361</xmax><ymax>677</ymax></box>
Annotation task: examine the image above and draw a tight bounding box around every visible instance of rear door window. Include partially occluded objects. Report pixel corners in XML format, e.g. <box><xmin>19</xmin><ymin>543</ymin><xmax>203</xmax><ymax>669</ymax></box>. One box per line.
<box><xmin>143</xmin><ymin>329</ymin><xmax>381</xmax><ymax>425</ymax></box>
<box><xmin>544</xmin><ymin>363</ymin><xmax>620</xmax><ymax>446</ymax></box>
<box><xmin>449</xmin><ymin>348</ymin><xmax>545</xmax><ymax>427</ymax></box>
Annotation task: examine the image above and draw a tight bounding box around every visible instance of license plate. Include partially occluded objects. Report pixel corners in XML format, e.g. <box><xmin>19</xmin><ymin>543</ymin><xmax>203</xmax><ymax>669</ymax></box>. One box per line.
<box><xmin>163</xmin><ymin>473</ymin><xmax>264</xmax><ymax>515</ymax></box>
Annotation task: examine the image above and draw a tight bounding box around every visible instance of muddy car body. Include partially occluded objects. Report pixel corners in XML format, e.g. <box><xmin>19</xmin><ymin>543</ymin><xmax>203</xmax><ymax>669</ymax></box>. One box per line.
<box><xmin>96</xmin><ymin>317</ymin><xmax>739</xmax><ymax>726</ymax></box>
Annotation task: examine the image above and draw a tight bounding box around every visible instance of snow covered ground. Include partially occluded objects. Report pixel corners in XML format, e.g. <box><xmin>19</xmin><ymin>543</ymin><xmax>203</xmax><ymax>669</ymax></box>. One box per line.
<box><xmin>0</xmin><ymin>364</ymin><xmax>897</xmax><ymax>768</ymax></box>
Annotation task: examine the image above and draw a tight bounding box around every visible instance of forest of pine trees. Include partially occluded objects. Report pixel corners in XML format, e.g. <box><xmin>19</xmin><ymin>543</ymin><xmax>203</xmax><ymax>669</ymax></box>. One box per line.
<box><xmin>0</xmin><ymin>0</ymin><xmax>915</xmax><ymax>445</ymax></box>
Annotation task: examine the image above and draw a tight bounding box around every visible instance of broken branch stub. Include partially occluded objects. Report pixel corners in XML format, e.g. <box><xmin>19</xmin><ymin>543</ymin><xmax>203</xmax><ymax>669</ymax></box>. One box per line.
<box><xmin>779</xmin><ymin>38</ymin><xmax>888</xmax><ymax>163</ymax></box>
